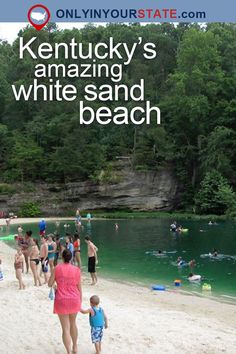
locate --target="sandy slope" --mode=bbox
[0,240,236,354]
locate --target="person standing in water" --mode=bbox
[40,236,49,284]
[85,236,98,285]
[39,219,46,236]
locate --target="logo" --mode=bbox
[28,4,51,31]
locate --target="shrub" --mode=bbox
[19,202,41,217]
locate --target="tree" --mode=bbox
[195,170,236,215]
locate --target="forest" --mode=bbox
[0,23,236,215]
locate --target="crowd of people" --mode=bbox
[3,208,107,354]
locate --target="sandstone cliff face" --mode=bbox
[1,162,181,216]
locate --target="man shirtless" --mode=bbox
[85,236,98,285]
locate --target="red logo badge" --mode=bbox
[28,4,51,31]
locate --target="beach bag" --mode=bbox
[48,287,55,300]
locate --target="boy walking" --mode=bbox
[81,295,108,354]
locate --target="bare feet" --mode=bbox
[72,345,78,353]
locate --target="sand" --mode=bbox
[1,220,236,354]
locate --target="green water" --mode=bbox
[1,219,236,300]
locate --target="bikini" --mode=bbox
[30,258,40,265]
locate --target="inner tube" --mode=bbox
[188,275,201,282]
[152,285,166,291]
[0,234,16,240]
[202,283,211,291]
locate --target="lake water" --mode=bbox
[1,219,236,301]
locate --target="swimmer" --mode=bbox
[212,248,218,257]
[208,220,213,225]
[170,221,177,232]
[188,259,196,268]
[115,223,119,231]
[17,225,23,237]
[177,256,186,266]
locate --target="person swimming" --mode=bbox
[177,256,186,267]
[188,259,196,268]
[212,248,218,257]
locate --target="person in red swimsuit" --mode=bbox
[73,233,81,268]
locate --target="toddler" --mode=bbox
[81,295,108,354]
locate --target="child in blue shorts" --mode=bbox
[81,295,108,354]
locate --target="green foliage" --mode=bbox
[0,23,235,214]
[195,170,236,215]
[19,202,41,217]
[0,183,16,194]
[94,164,122,184]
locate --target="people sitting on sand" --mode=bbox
[188,273,201,282]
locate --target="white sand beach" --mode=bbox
[0,220,236,354]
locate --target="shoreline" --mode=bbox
[0,240,236,353]
[2,217,236,306]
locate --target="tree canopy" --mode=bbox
[0,23,235,213]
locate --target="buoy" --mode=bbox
[202,283,211,291]
[174,279,181,287]
[152,285,166,291]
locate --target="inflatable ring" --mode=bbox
[0,234,16,240]
[202,283,211,291]
[152,285,166,291]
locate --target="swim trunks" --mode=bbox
[88,256,96,273]
[91,327,103,343]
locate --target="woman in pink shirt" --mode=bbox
[48,249,82,354]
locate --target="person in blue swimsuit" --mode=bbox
[47,234,56,273]
[81,295,108,354]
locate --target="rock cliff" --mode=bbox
[1,161,181,216]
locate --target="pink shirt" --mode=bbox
[54,263,81,315]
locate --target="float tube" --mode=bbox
[0,234,16,241]
[202,283,211,291]
[181,229,189,233]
